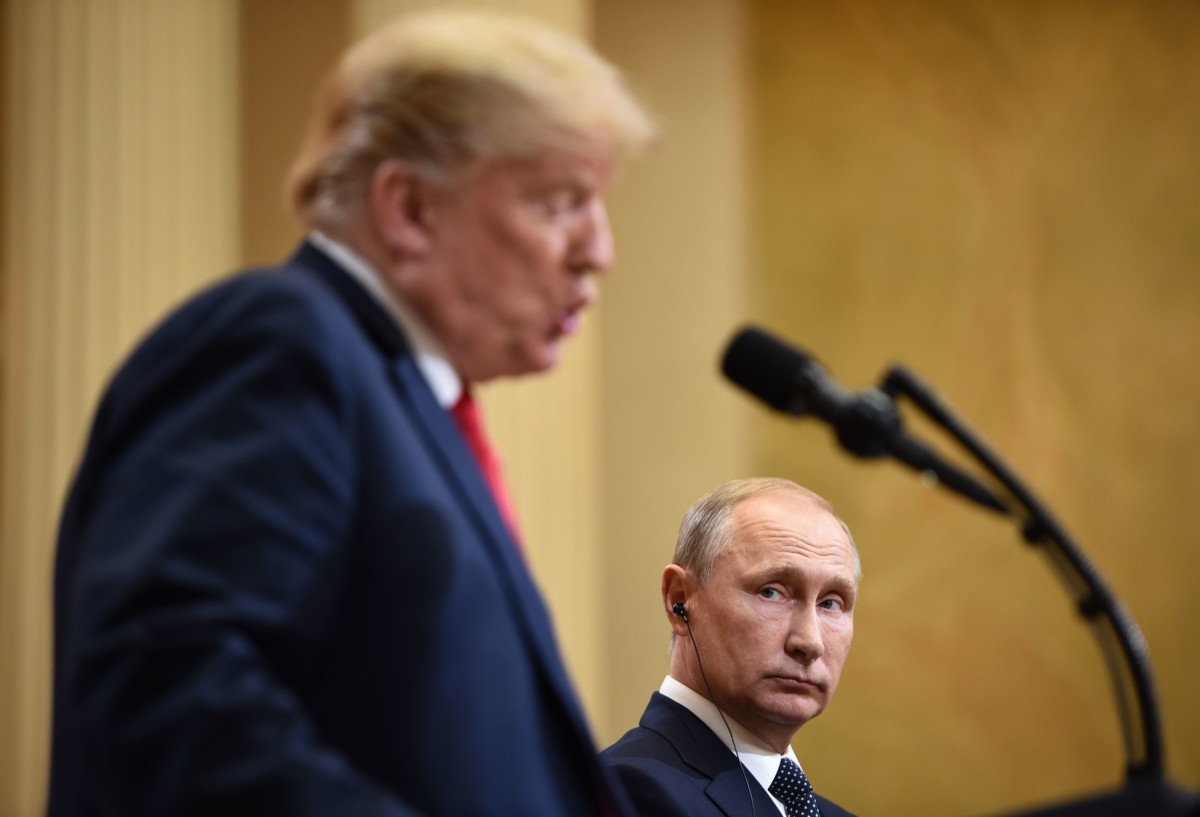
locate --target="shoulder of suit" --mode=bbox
[162,262,361,345]
[601,724,667,761]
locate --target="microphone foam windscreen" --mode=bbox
[720,326,808,413]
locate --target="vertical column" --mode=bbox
[0,1,239,812]
[349,0,606,724]
[239,0,350,266]
[594,0,754,744]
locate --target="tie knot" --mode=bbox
[768,757,821,817]
[451,390,495,470]
[451,389,482,433]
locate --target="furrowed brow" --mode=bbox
[758,564,857,599]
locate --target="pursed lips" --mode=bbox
[768,674,824,693]
[555,291,595,338]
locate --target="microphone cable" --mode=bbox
[681,611,757,817]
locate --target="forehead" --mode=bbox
[721,491,855,576]
[465,147,617,194]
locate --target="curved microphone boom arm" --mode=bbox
[721,326,1164,783]
[877,364,1163,782]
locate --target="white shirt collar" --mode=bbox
[659,675,801,816]
[308,231,462,408]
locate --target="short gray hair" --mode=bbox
[673,477,861,584]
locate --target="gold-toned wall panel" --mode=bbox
[594,0,755,747]
[240,0,351,267]
[751,2,1200,814]
[0,1,239,813]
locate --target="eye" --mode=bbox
[540,185,595,222]
[541,188,580,215]
[818,597,843,611]
[759,587,783,601]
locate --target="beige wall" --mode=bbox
[748,1,1200,815]
[2,1,1197,816]
[1,2,241,814]
[592,0,755,745]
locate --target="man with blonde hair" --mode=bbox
[603,478,860,817]
[47,10,653,816]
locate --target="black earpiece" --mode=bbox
[673,597,752,816]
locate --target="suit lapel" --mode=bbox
[289,241,410,358]
[288,240,595,739]
[640,693,780,817]
[289,241,520,559]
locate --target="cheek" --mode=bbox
[524,215,580,266]
[715,620,765,668]
[825,622,854,660]
[740,621,790,668]
[485,236,563,308]
[490,211,560,259]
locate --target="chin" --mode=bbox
[489,358,554,382]
[468,347,556,382]
[526,343,564,374]
[765,697,825,728]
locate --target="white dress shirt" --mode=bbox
[659,675,807,817]
[308,231,461,409]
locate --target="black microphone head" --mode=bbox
[671,602,687,619]
[721,326,818,414]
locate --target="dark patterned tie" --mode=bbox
[769,757,822,817]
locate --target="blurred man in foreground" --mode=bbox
[603,477,860,817]
[47,9,653,816]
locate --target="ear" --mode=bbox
[369,159,438,258]
[662,564,691,639]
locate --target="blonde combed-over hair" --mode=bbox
[286,9,656,230]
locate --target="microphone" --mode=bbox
[721,326,1008,513]
[721,325,853,422]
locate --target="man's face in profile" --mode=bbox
[689,491,858,752]
[415,146,618,383]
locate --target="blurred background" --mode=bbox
[2,1,1197,815]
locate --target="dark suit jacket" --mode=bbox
[601,693,855,817]
[47,241,623,816]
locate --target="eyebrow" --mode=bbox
[758,564,857,597]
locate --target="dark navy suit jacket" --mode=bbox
[601,693,855,817]
[47,242,623,816]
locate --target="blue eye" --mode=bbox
[759,587,781,600]
[818,598,842,611]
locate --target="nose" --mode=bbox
[786,605,825,663]
[570,197,614,275]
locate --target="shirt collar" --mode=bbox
[659,675,801,814]
[309,231,462,408]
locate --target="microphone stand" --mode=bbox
[721,324,1197,813]
[869,365,1164,784]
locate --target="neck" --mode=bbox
[667,657,797,755]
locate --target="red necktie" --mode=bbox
[450,390,523,554]
[451,394,620,816]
